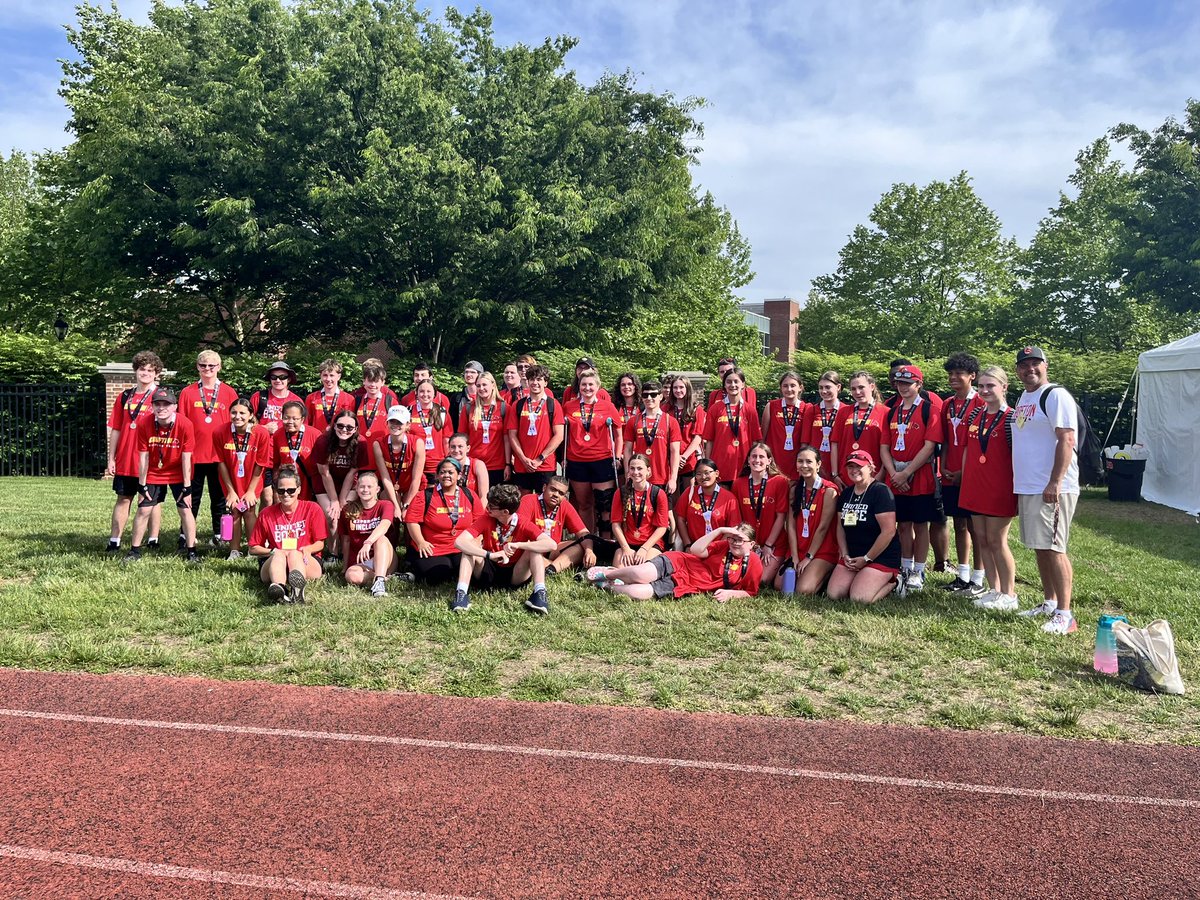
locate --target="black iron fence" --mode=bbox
[0,380,105,477]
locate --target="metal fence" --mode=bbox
[0,381,105,477]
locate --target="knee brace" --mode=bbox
[594,488,616,525]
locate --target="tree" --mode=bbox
[799,173,1018,357]
[1112,100,1200,316]
[39,0,739,366]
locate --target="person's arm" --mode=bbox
[517,533,558,555]
[218,461,238,507]
[454,531,490,559]
[373,442,402,509]
[355,512,393,564]
[786,490,800,565]
[801,488,838,569]
[408,522,434,557]
[538,422,565,469]
[318,463,338,502]
[764,511,786,554]
[635,527,667,563]
[107,428,120,476]
[895,439,937,491]
[759,403,771,438]
[864,511,898,561]
[666,441,680,494]
[179,452,193,505]
[830,440,842,488]
[1045,427,1077,503]
[474,459,490,502]
[880,442,897,481]
[689,525,735,558]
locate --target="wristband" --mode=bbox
[864,556,873,564]
[805,553,814,560]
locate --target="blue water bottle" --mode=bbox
[1093,614,1127,675]
[782,566,796,597]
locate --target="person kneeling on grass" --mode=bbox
[453,484,557,614]
[826,450,901,604]
[586,524,763,602]
[249,466,327,604]
[339,471,395,598]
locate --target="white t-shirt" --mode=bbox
[1011,384,1079,495]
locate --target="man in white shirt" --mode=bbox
[1010,346,1079,635]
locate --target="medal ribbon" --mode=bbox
[640,411,661,446]
[629,489,649,530]
[781,400,801,429]
[723,398,742,439]
[361,396,382,431]
[287,428,304,459]
[232,427,251,456]
[320,389,340,425]
[893,401,919,431]
[155,419,176,469]
[126,388,152,423]
[748,477,767,519]
[799,479,821,516]
[976,409,1006,457]
[722,551,744,589]
[198,383,218,418]
[387,438,408,481]
[580,402,595,433]
[438,486,462,528]
[852,403,875,442]
[819,403,837,429]
[698,484,720,515]
[538,496,558,536]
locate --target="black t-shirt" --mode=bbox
[837,481,902,568]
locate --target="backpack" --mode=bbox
[1040,385,1104,486]
[423,485,477,515]
[515,395,563,463]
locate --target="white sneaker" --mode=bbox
[1042,610,1078,635]
[1018,599,1057,618]
[978,593,1019,612]
[905,570,925,591]
[972,589,999,608]
[226,550,243,561]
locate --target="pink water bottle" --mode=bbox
[1093,614,1127,675]
[219,514,234,542]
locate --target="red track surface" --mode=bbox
[0,669,1197,899]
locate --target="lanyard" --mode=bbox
[438,486,462,527]
[629,489,649,530]
[198,382,218,418]
[319,389,340,425]
[799,478,821,515]
[232,426,251,455]
[494,516,518,547]
[894,401,919,430]
[747,477,767,519]
[722,551,745,589]
[286,428,305,461]
[538,496,558,532]
[976,408,1007,456]
[698,484,720,515]
[640,412,661,446]
[361,396,383,431]
[780,400,802,428]
[387,438,408,477]
[723,398,742,438]
[946,391,975,423]
[852,403,875,441]
[126,388,152,423]
[819,402,838,429]
[416,404,434,432]
[154,419,176,469]
[579,402,595,432]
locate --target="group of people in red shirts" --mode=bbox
[103,349,1023,617]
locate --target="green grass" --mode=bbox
[1,478,1197,743]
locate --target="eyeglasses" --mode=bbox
[198,363,218,369]
[276,487,299,496]
[269,375,289,382]
[335,424,357,432]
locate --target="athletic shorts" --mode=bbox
[112,474,141,497]
[511,470,550,492]
[138,483,189,509]
[1018,492,1078,553]
[647,554,677,598]
[941,485,966,519]
[893,492,937,524]
[476,558,529,590]
[262,468,275,488]
[566,458,617,484]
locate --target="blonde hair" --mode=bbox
[979,364,1008,387]
[196,349,221,365]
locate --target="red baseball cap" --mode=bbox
[892,365,923,383]
[845,450,874,468]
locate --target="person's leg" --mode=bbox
[549,543,582,574]
[849,567,895,604]
[176,490,198,551]
[825,564,854,600]
[971,515,998,591]
[1036,549,1072,612]
[759,550,783,586]
[130,504,153,548]
[930,520,949,570]
[605,582,657,600]
[265,550,288,584]
[911,522,930,572]
[796,559,834,595]
[897,520,914,567]
[594,485,616,540]
[344,564,369,586]
[148,504,162,544]
[315,494,338,557]
[989,517,1016,595]
[188,463,208,538]
[600,561,660,584]
[204,463,226,535]
[571,480,595,532]
[110,493,133,543]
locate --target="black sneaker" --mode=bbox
[450,589,471,612]
[266,582,286,603]
[942,577,971,592]
[389,571,415,585]
[177,533,186,551]
[122,547,142,564]
[287,569,307,604]
[525,587,549,615]
[146,539,160,552]
[962,582,987,599]
[106,541,120,556]
[184,548,202,565]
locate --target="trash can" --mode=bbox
[1105,457,1146,502]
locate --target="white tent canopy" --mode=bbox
[1137,330,1200,515]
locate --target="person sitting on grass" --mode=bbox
[249,465,327,604]
[775,444,839,596]
[453,484,557,614]
[518,474,595,576]
[339,471,395,598]
[826,450,901,604]
[403,456,484,585]
[585,523,763,602]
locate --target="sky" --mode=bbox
[2,0,1198,304]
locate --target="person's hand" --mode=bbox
[617,548,636,567]
[107,458,117,477]
[356,541,373,565]
[242,490,258,507]
[760,546,776,565]
[582,547,597,568]
[137,483,151,500]
[264,420,279,434]
[492,548,512,566]
[891,472,911,493]
[667,477,677,495]
[1042,482,1060,504]
[415,539,435,558]
[225,492,240,509]
[945,470,962,486]
[633,547,651,565]
[713,589,735,603]
[796,556,811,574]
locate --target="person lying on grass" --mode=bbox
[249,465,326,604]
[585,523,763,602]
[339,471,395,598]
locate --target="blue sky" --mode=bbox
[2,0,1198,304]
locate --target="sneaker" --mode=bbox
[227,550,243,561]
[584,566,609,584]
[1042,610,1077,635]
[209,536,223,548]
[972,589,1000,608]
[450,589,471,612]
[905,570,925,592]
[940,561,958,574]
[184,548,202,565]
[177,534,186,551]
[122,547,142,564]
[146,539,160,552]
[286,569,307,604]
[525,587,549,615]
[1019,599,1057,618]
[894,573,909,598]
[978,593,1019,612]
[389,571,415,585]
[266,582,286,603]
[371,578,388,598]
[105,541,120,556]
[942,578,971,592]
[962,582,987,599]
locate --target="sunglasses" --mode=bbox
[642,391,660,398]
[335,424,357,432]
[269,375,289,381]
[198,363,219,369]
[276,487,299,496]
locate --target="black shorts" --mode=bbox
[941,485,967,519]
[476,558,530,590]
[262,468,275,488]
[647,554,677,598]
[566,458,617,484]
[112,474,140,497]
[137,482,190,509]
[931,477,947,524]
[511,470,551,492]
[893,492,938,524]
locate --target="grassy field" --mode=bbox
[0,477,1196,744]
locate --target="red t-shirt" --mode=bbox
[250,500,328,553]
[108,385,159,477]
[663,541,764,597]
[466,512,544,568]
[366,436,425,497]
[351,390,397,449]
[623,411,682,486]
[312,432,358,497]
[137,415,196,485]
[707,386,758,412]
[338,499,395,561]
[213,425,273,496]
[272,426,322,500]
[883,397,945,496]
[404,486,485,556]
[517,493,587,543]
[941,392,986,483]
[701,398,762,482]
[177,381,240,465]
[792,477,840,563]
[667,405,707,472]
[305,389,357,429]
[401,388,451,411]
[564,398,622,462]
[614,404,641,429]
[251,389,303,427]
[733,474,790,551]
[803,401,843,478]
[959,407,1017,518]
[611,486,670,548]
[674,484,741,543]
[833,403,889,483]
[763,399,811,482]
[409,403,454,475]
[457,401,509,470]
[505,395,564,473]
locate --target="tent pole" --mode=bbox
[1104,368,1137,448]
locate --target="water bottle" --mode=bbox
[1093,614,1127,675]
[782,566,796,597]
[219,514,234,542]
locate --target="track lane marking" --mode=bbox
[0,843,478,899]
[2,707,1197,809]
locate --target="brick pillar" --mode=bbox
[762,298,800,362]
[675,370,710,399]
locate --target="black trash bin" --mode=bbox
[1105,457,1146,502]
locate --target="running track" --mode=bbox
[0,670,1196,898]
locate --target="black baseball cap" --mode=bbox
[1015,346,1047,365]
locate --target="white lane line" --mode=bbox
[0,843,477,899]
[1,707,1197,810]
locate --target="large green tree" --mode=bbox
[38,0,741,365]
[798,173,1018,357]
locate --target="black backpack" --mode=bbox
[1040,385,1104,486]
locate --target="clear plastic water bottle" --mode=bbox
[782,566,796,597]
[1093,614,1127,675]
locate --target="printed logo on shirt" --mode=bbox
[1014,402,1036,429]
[273,522,309,542]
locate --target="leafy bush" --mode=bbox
[0,329,109,384]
